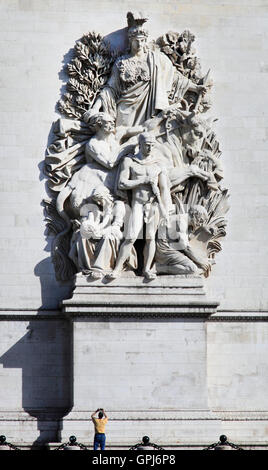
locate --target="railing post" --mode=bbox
[0,435,21,451]
[129,435,165,450]
[54,435,89,450]
[203,435,245,451]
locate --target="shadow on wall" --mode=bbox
[36,124,73,310]
[0,319,73,449]
[104,27,128,54]
[0,39,78,448]
[34,41,76,311]
[34,257,73,310]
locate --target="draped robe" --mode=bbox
[98,48,190,127]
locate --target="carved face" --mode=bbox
[140,136,156,157]
[130,36,147,54]
[183,125,205,158]
[100,117,115,134]
[189,206,208,231]
[184,124,205,156]
[92,186,113,207]
[190,125,204,142]
[179,38,188,53]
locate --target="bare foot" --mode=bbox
[88,271,103,280]
[144,271,156,280]
[106,270,120,280]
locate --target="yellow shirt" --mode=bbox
[92,417,108,434]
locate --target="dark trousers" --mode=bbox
[94,433,106,450]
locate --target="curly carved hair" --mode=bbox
[189,204,208,227]
[88,112,115,132]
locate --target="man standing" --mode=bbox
[91,408,108,450]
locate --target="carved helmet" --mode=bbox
[127,11,149,39]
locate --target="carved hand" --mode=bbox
[198,259,211,272]
[197,84,208,96]
[83,108,99,123]
[71,219,81,230]
[203,224,217,236]
[190,164,208,180]
[139,175,151,185]
[143,119,156,132]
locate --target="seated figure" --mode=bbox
[155,203,211,275]
[69,185,137,278]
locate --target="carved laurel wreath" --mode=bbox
[57,32,116,120]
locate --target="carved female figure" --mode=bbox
[84,16,206,128]
[69,186,137,278]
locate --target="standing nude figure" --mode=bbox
[108,132,172,280]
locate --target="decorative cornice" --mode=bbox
[209,315,268,322]
[62,304,218,319]
[0,313,64,321]
[0,310,268,321]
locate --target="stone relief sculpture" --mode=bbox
[44,11,229,282]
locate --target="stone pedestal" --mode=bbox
[61,272,218,317]
[60,273,219,447]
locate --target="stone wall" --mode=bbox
[0,0,267,310]
[0,0,268,448]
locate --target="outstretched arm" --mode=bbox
[169,164,209,189]
[91,409,99,419]
[116,125,145,142]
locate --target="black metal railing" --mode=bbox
[0,432,249,450]
[0,435,21,451]
[203,435,244,450]
[129,435,165,450]
[54,435,89,450]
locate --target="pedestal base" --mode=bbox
[60,274,219,446]
[61,273,219,318]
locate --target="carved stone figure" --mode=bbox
[108,132,172,280]
[155,202,212,276]
[44,11,229,282]
[55,112,144,219]
[69,186,137,278]
[83,17,206,128]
